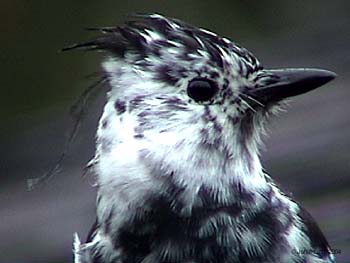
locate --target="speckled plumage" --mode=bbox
[69,14,336,263]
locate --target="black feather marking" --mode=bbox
[206,43,224,69]
[127,14,172,34]
[86,219,99,243]
[155,64,179,86]
[298,206,331,258]
[114,99,126,114]
[85,26,118,33]
[61,40,100,52]
[118,26,146,55]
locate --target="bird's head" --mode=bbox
[66,14,335,185]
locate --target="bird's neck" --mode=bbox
[138,126,268,197]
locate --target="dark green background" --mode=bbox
[0,1,349,262]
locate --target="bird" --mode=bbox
[66,13,337,263]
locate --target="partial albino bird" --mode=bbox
[66,14,336,263]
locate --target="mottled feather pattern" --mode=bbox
[68,14,336,263]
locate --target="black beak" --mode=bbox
[249,68,336,103]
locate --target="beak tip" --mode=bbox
[315,69,337,84]
[304,69,337,91]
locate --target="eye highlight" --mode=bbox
[187,78,218,102]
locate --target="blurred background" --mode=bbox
[0,0,349,262]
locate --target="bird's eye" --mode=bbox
[187,78,218,102]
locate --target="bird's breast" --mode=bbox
[94,182,299,263]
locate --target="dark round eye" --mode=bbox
[187,78,218,102]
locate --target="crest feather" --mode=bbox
[62,13,261,74]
